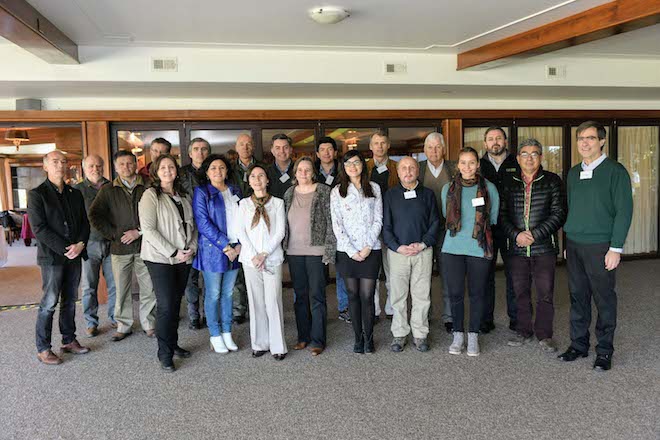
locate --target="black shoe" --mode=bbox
[593,354,612,371]
[188,319,201,330]
[251,350,267,358]
[480,321,495,334]
[364,337,375,354]
[508,320,518,332]
[444,322,454,334]
[558,346,588,362]
[373,315,380,324]
[273,353,286,361]
[353,338,365,354]
[234,316,247,325]
[173,346,191,358]
[386,314,394,320]
[160,360,176,372]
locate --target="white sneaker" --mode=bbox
[449,332,464,355]
[222,332,238,351]
[210,336,229,354]
[467,332,480,357]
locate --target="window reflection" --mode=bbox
[189,129,251,156]
[262,129,315,163]
[117,130,181,170]
[463,127,510,158]
[324,128,379,154]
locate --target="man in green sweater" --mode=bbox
[558,121,633,371]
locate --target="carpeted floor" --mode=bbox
[0,260,658,440]
[0,242,41,306]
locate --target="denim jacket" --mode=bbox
[193,183,242,273]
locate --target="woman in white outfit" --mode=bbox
[237,164,287,360]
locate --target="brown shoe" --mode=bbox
[37,349,62,365]
[145,329,156,338]
[311,347,324,356]
[111,331,131,342]
[61,339,90,355]
[293,342,308,350]
[86,326,99,338]
[110,322,118,329]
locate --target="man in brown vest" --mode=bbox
[418,132,457,333]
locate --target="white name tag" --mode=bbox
[404,190,417,200]
[472,197,485,207]
[231,194,240,203]
[325,175,334,185]
[376,165,388,174]
[279,173,290,183]
[580,170,593,180]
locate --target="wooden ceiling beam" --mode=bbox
[0,0,78,64]
[457,0,660,71]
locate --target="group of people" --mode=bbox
[28,120,633,373]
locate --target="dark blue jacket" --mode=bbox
[192,183,242,273]
[383,183,440,252]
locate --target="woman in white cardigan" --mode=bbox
[139,154,198,372]
[237,164,287,360]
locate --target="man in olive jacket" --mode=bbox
[499,138,565,352]
[89,150,156,342]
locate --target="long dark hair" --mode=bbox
[338,150,374,198]
[199,154,233,186]
[149,154,186,196]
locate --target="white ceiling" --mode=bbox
[24,0,647,53]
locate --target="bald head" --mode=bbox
[83,154,104,184]
[43,150,67,186]
[235,133,254,165]
[397,156,419,189]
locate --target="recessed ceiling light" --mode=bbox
[308,6,350,25]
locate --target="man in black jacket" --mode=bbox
[28,150,91,365]
[479,126,520,333]
[499,138,565,351]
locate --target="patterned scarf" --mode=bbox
[251,194,272,232]
[445,173,493,259]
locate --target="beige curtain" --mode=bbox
[570,126,610,167]
[518,127,563,175]
[618,126,658,254]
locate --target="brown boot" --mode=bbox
[61,339,90,355]
[37,350,62,365]
[86,326,99,338]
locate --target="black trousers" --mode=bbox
[35,261,81,352]
[145,261,191,362]
[483,237,517,325]
[442,253,490,333]
[566,240,617,356]
[288,255,327,348]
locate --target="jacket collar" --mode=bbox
[113,174,145,188]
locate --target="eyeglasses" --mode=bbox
[519,152,541,159]
[577,136,599,142]
[344,160,362,168]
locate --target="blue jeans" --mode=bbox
[336,273,349,312]
[36,261,81,352]
[81,240,116,328]
[203,269,239,336]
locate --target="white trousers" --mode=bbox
[244,265,287,355]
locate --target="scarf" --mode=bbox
[445,173,493,259]
[251,194,272,232]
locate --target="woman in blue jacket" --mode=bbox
[193,154,242,354]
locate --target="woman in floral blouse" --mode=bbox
[330,150,383,353]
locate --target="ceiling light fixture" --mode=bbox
[308,6,350,25]
[4,129,30,151]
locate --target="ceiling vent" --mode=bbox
[545,64,566,79]
[384,62,407,75]
[151,57,178,72]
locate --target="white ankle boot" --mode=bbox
[210,336,229,354]
[222,332,238,351]
[449,332,464,355]
[467,332,480,357]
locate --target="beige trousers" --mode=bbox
[387,247,433,339]
[111,253,156,334]
[244,265,287,355]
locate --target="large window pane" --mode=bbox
[324,128,379,155]
[262,128,315,163]
[517,126,563,176]
[117,130,181,169]
[571,126,610,166]
[463,127,510,158]
[189,129,251,156]
[618,126,658,254]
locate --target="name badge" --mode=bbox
[472,197,485,207]
[279,173,290,183]
[404,190,417,200]
[231,194,240,203]
[376,165,388,174]
[580,170,593,180]
[325,175,334,185]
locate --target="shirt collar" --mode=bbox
[487,152,507,172]
[401,181,419,192]
[275,160,291,174]
[374,157,389,168]
[581,153,608,171]
[319,162,336,178]
[427,160,444,177]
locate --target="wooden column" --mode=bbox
[442,119,463,161]
[0,158,10,210]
